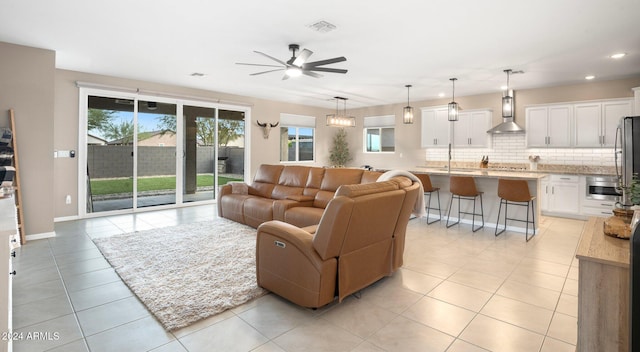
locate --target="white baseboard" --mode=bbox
[26,231,56,241]
[54,215,80,223]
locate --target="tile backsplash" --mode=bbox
[425,133,616,166]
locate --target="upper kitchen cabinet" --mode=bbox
[526,105,572,147]
[574,99,633,147]
[421,107,450,148]
[452,110,491,147]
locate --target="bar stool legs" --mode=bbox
[495,198,536,241]
[425,189,442,224]
[446,193,485,232]
[495,178,537,242]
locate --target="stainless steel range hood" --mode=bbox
[487,89,525,134]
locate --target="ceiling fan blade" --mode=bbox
[303,56,347,67]
[302,70,323,78]
[236,62,283,68]
[254,51,288,66]
[306,67,348,74]
[250,68,284,76]
[292,49,313,66]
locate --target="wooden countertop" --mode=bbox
[576,216,630,268]
[412,167,548,180]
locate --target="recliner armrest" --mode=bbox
[256,221,323,271]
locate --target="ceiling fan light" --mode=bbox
[285,67,302,77]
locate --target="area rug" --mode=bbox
[92,218,267,331]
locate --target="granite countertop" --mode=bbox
[576,216,630,268]
[421,162,616,177]
[413,167,548,180]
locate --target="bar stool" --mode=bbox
[495,178,536,242]
[446,176,484,232]
[414,173,441,224]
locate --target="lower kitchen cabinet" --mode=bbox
[541,175,580,216]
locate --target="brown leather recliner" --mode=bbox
[255,177,420,308]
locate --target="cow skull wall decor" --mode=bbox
[257,120,279,139]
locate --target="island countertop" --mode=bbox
[576,216,630,268]
[412,167,548,180]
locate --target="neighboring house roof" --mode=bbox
[87,133,108,145]
[107,130,176,146]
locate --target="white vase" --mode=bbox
[529,161,537,171]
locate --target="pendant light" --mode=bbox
[448,78,459,121]
[326,97,356,127]
[502,69,514,118]
[403,85,414,124]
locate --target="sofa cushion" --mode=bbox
[320,168,364,192]
[278,166,310,187]
[254,164,284,184]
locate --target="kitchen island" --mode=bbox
[412,167,548,235]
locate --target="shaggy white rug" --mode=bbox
[92,218,267,331]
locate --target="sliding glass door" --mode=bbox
[136,100,177,208]
[82,88,247,216]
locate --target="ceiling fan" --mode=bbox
[236,44,347,80]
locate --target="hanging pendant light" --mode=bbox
[326,97,356,127]
[448,78,459,121]
[502,69,514,118]
[403,85,414,124]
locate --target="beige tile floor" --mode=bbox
[12,205,583,352]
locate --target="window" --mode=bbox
[364,115,395,153]
[279,114,316,162]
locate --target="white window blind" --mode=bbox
[364,115,395,127]
[280,113,316,127]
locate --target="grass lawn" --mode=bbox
[90,175,243,195]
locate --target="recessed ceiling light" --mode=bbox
[610,53,626,59]
[500,85,508,90]
[190,72,205,77]
[438,93,445,97]
[585,75,596,80]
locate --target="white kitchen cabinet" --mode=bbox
[574,99,633,147]
[525,105,572,147]
[452,110,491,147]
[421,107,450,148]
[541,175,580,215]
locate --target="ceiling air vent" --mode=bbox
[307,20,337,33]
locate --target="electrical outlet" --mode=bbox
[65,195,71,205]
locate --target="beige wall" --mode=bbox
[0,42,55,237]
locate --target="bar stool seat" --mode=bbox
[446,176,484,232]
[414,173,441,224]
[495,178,536,241]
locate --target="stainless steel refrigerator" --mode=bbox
[619,116,640,351]
[615,116,640,207]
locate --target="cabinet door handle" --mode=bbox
[468,138,471,145]
[545,185,548,193]
[560,177,571,180]
[552,186,554,194]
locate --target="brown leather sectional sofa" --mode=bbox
[218,164,421,308]
[217,164,384,228]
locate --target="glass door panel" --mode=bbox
[217,109,245,195]
[183,105,216,203]
[136,100,177,208]
[86,95,135,213]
